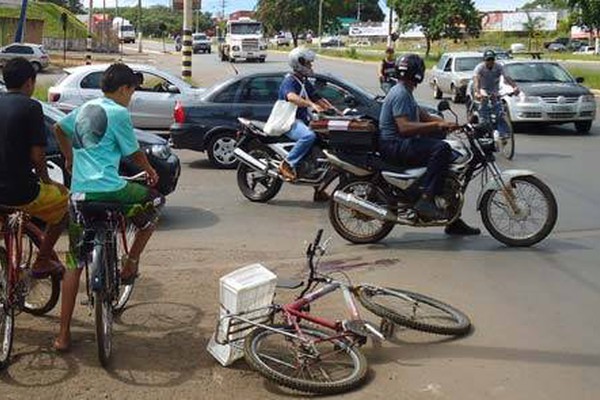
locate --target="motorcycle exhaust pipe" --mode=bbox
[233,147,279,179]
[333,191,397,222]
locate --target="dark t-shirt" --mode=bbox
[378,82,419,143]
[0,93,46,205]
[278,73,321,124]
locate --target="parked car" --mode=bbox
[510,43,526,53]
[192,33,212,54]
[465,60,596,134]
[320,36,345,48]
[429,52,483,103]
[0,43,50,72]
[33,101,181,195]
[349,39,372,47]
[47,64,205,131]
[275,33,292,47]
[573,46,596,55]
[547,43,567,52]
[170,71,442,168]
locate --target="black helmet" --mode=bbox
[395,53,425,84]
[483,49,496,61]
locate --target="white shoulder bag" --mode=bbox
[263,75,307,137]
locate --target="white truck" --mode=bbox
[113,17,136,44]
[218,17,267,63]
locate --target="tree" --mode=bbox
[337,1,385,22]
[522,0,568,9]
[523,12,545,50]
[568,0,600,53]
[391,0,481,57]
[256,0,340,47]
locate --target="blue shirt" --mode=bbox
[58,97,140,193]
[379,82,419,142]
[278,73,321,124]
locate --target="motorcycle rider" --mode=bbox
[379,53,480,235]
[278,47,335,188]
[379,47,396,94]
[473,50,519,141]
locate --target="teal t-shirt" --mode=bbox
[58,97,139,193]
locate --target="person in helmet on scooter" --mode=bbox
[379,53,480,235]
[278,47,335,186]
[473,50,519,141]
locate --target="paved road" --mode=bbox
[5,45,600,399]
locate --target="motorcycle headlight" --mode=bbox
[580,94,596,103]
[149,144,171,160]
[518,93,542,104]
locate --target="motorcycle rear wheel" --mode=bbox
[480,175,557,247]
[237,149,283,202]
[329,179,394,244]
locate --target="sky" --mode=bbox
[85,0,533,14]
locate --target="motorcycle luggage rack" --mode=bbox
[214,305,276,346]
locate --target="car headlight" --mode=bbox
[149,144,171,160]
[519,93,542,104]
[232,45,240,51]
[580,94,596,103]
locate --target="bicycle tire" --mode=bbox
[357,286,471,336]
[92,237,113,368]
[244,324,368,395]
[22,223,60,316]
[0,248,15,370]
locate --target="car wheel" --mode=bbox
[451,85,461,103]
[31,62,41,73]
[433,81,442,99]
[575,121,592,134]
[207,131,238,169]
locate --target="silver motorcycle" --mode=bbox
[326,101,558,247]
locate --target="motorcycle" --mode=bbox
[467,90,516,160]
[233,112,373,202]
[326,100,558,247]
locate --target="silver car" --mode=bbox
[0,43,50,72]
[47,64,205,130]
[430,52,482,103]
[466,60,597,134]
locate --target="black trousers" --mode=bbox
[381,137,452,197]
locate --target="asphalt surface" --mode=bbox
[6,44,600,399]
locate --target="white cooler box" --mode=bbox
[207,263,277,366]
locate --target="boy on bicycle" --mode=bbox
[53,63,164,351]
[0,57,68,278]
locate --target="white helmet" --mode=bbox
[288,47,315,76]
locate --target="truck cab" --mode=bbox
[218,18,267,63]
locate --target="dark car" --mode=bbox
[170,71,442,169]
[40,101,181,195]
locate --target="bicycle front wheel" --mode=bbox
[357,286,471,336]
[92,240,114,368]
[244,324,368,395]
[0,248,15,369]
[113,222,137,313]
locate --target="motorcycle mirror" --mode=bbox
[437,100,451,113]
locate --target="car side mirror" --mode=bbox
[575,77,584,83]
[437,100,451,112]
[344,94,357,107]
[167,84,180,94]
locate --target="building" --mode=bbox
[229,10,254,21]
[171,0,201,12]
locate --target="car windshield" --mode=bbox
[121,25,134,32]
[455,57,481,72]
[324,74,376,101]
[193,34,207,40]
[504,63,574,83]
[230,23,262,35]
[201,77,240,101]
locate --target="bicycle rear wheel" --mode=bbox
[357,286,471,336]
[22,223,60,316]
[244,324,368,395]
[92,238,114,368]
[0,247,15,370]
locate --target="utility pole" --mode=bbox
[87,0,93,64]
[318,0,323,49]
[357,0,361,22]
[14,0,28,43]
[182,0,193,78]
[387,5,393,47]
[137,0,142,53]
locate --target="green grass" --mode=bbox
[0,2,88,39]
[33,83,50,102]
[566,68,600,90]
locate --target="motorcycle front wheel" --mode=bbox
[480,175,557,247]
[329,179,395,244]
[236,148,283,202]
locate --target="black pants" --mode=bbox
[381,138,452,197]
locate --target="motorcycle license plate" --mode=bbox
[551,105,573,112]
[247,52,254,56]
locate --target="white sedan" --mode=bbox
[48,64,205,130]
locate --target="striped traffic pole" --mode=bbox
[86,34,92,65]
[182,0,192,78]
